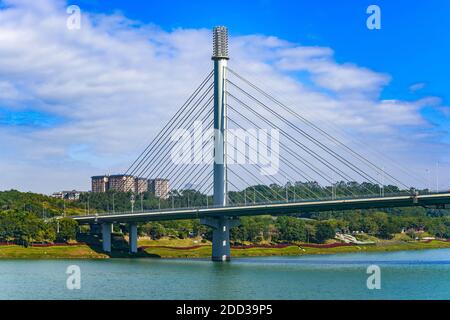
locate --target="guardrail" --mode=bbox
[68,191,450,219]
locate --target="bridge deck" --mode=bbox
[71,193,450,224]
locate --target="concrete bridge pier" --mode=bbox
[129,223,138,254]
[101,222,113,253]
[201,216,240,261]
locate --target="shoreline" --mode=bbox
[1,240,450,260]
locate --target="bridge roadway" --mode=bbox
[73,192,450,225]
[71,192,450,256]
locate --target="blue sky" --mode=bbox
[70,0,450,106]
[0,0,449,193]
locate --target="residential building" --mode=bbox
[108,174,135,192]
[91,174,149,193]
[51,190,83,201]
[91,175,109,193]
[149,178,170,199]
[135,177,148,194]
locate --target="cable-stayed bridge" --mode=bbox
[72,27,450,261]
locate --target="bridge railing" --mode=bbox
[68,190,449,219]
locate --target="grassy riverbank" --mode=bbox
[140,240,450,258]
[1,239,450,259]
[0,245,108,259]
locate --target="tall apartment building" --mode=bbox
[149,178,170,199]
[108,175,135,192]
[135,177,149,194]
[91,175,150,193]
[91,175,109,193]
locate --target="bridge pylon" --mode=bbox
[201,216,240,261]
[203,26,240,261]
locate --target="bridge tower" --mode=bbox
[201,26,240,261]
[212,26,228,209]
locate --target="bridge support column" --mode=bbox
[101,222,113,253]
[129,223,138,254]
[201,216,240,261]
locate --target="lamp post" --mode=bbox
[130,194,135,213]
[112,193,115,213]
[436,161,439,192]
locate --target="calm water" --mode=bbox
[1,249,450,300]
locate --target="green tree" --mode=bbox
[141,223,166,239]
[315,222,335,243]
[274,216,306,242]
[56,218,78,242]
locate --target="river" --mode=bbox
[1,249,450,300]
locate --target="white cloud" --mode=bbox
[0,0,448,193]
[409,82,426,92]
[0,81,22,100]
[275,46,390,93]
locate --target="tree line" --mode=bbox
[0,183,448,245]
[0,210,78,246]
